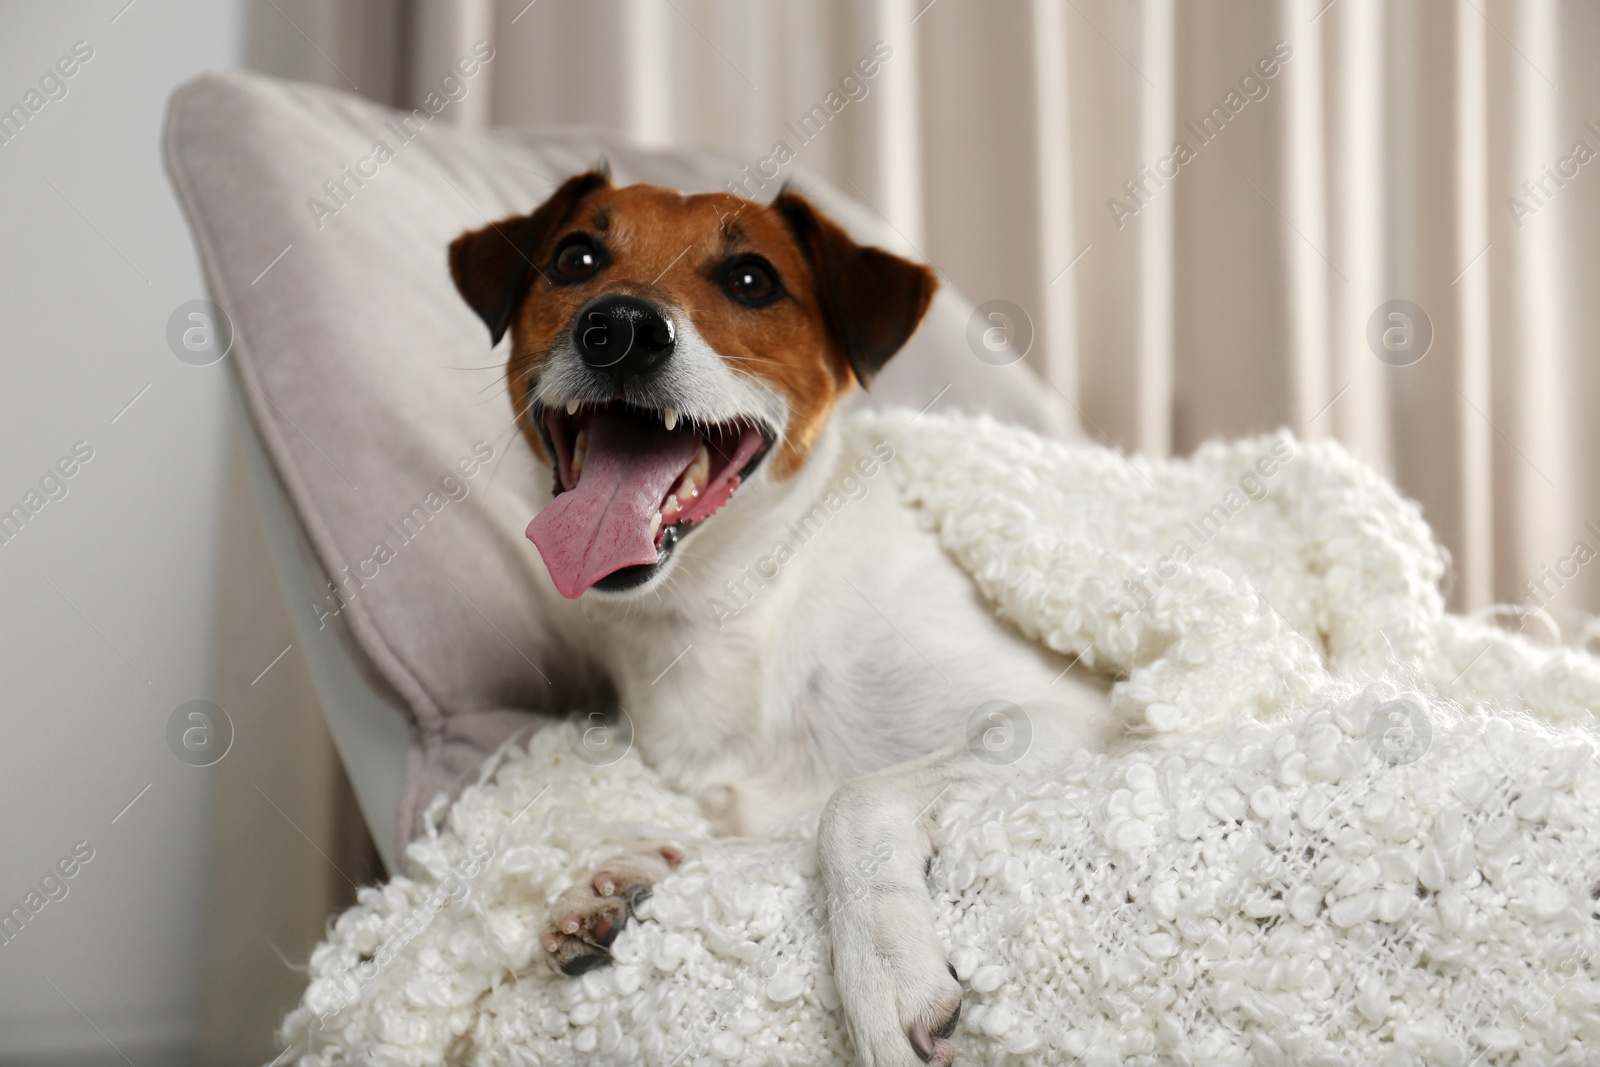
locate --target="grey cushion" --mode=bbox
[162,70,1071,859]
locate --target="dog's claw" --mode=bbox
[591,907,624,947]
[908,993,961,1063]
[560,951,612,976]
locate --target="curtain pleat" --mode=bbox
[1328,0,1392,472]
[1454,0,1493,609]
[1281,0,1331,438]
[1069,0,1150,452]
[1503,0,1575,616]
[1030,0,1079,409]
[1136,0,1175,458]
[406,0,495,127]
[623,0,672,146]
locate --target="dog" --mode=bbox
[449,169,1114,1066]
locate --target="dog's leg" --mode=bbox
[541,842,683,975]
[819,748,970,1066]
[820,704,1090,1067]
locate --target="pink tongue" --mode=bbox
[525,412,699,599]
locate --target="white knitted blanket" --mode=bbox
[281,410,1600,1066]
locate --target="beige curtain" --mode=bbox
[215,0,1599,1058]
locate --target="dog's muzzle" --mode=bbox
[574,295,676,383]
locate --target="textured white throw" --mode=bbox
[281,410,1600,1066]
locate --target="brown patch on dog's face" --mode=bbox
[449,172,937,478]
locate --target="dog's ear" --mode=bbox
[449,169,612,345]
[773,188,938,388]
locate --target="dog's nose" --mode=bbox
[573,295,676,379]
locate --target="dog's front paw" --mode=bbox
[820,784,963,1065]
[828,893,963,1066]
[540,845,682,975]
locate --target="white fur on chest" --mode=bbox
[578,421,1110,835]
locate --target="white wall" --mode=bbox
[0,0,241,1060]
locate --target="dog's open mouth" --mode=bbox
[525,401,772,598]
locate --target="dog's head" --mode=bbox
[449,169,937,600]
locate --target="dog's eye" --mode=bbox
[552,235,604,283]
[721,257,781,308]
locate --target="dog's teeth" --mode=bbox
[678,444,711,497]
[684,441,710,492]
[567,400,580,415]
[666,444,711,513]
[663,408,678,431]
[649,511,663,539]
[572,430,588,476]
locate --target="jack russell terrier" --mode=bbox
[450,169,1114,1066]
